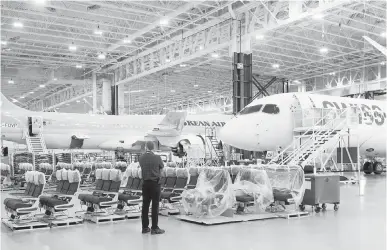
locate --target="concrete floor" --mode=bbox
[1,174,386,250]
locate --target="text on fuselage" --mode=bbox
[184,121,226,127]
[322,101,386,126]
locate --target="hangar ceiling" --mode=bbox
[1,0,386,114]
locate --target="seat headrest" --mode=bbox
[176,168,189,178]
[39,163,51,170]
[116,161,127,168]
[68,170,81,183]
[56,169,63,180]
[109,169,122,181]
[62,169,69,180]
[188,167,199,176]
[95,169,103,179]
[25,171,34,183]
[84,162,92,169]
[167,162,177,168]
[102,168,110,180]
[34,171,46,185]
[165,167,176,177]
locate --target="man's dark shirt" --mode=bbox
[139,151,164,181]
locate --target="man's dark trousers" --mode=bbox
[141,180,161,229]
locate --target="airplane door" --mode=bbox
[28,116,43,136]
[292,94,316,127]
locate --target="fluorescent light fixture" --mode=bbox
[130,90,144,93]
[255,34,264,40]
[12,99,18,103]
[194,84,199,87]
[380,32,386,37]
[170,89,176,93]
[29,91,34,94]
[211,53,219,58]
[199,45,204,50]
[8,79,14,84]
[69,44,77,51]
[1,41,7,45]
[293,80,301,84]
[208,90,212,93]
[76,100,80,103]
[313,13,324,19]
[149,110,152,112]
[151,95,156,98]
[163,107,167,109]
[53,78,57,81]
[329,72,336,76]
[179,64,187,67]
[124,91,129,94]
[13,21,23,28]
[380,61,386,66]
[20,96,25,99]
[123,37,131,44]
[160,18,169,26]
[319,47,328,53]
[34,0,46,5]
[167,99,171,102]
[98,53,106,60]
[165,58,171,63]
[76,64,82,68]
[39,84,45,88]
[272,64,279,69]
[94,30,103,35]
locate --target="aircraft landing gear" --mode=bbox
[373,162,383,175]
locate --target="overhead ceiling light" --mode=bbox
[255,34,264,40]
[380,61,386,66]
[211,53,219,58]
[20,96,25,99]
[53,78,57,81]
[170,89,176,93]
[69,43,77,51]
[12,99,18,103]
[167,99,171,102]
[34,0,47,5]
[313,13,324,19]
[123,37,131,44]
[94,25,103,35]
[179,64,187,67]
[29,91,34,94]
[208,90,212,93]
[160,17,169,26]
[39,84,45,88]
[124,91,129,94]
[380,32,386,37]
[319,47,328,54]
[76,64,83,68]
[163,107,167,110]
[149,110,152,112]
[76,100,80,103]
[293,80,301,84]
[98,53,106,60]
[130,90,144,93]
[151,95,156,98]
[272,64,279,69]
[165,58,171,63]
[1,41,7,46]
[8,79,14,84]
[329,72,336,76]
[199,45,204,50]
[13,21,23,28]
[194,84,199,87]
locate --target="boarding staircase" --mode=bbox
[205,127,224,160]
[25,131,48,154]
[270,107,359,168]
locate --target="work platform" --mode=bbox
[2,218,49,232]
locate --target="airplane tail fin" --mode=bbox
[147,111,188,138]
[1,93,28,112]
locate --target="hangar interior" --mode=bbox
[0,1,386,250]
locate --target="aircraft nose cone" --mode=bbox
[219,117,251,149]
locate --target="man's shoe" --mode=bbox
[142,228,151,234]
[151,228,165,235]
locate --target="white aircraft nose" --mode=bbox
[219,117,258,151]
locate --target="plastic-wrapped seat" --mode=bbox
[265,165,305,205]
[187,167,200,189]
[230,165,242,183]
[181,168,235,218]
[117,168,143,207]
[7,171,36,198]
[4,171,46,218]
[233,167,274,212]
[162,167,177,192]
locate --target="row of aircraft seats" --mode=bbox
[4,171,46,219]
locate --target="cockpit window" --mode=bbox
[262,104,280,114]
[239,104,263,115]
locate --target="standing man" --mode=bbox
[139,141,165,235]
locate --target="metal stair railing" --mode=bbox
[270,108,343,164]
[280,109,349,166]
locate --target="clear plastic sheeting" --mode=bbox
[95,169,103,180]
[68,170,80,183]
[233,167,274,211]
[62,169,69,180]
[181,168,235,218]
[109,169,122,182]
[265,165,305,205]
[34,171,46,185]
[56,169,63,181]
[25,171,34,183]
[102,169,111,180]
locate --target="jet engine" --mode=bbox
[171,135,206,158]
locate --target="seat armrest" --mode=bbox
[170,196,182,202]
[21,197,38,203]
